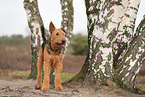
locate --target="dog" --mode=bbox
[35,21,66,91]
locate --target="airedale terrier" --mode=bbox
[35,21,66,91]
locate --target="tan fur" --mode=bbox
[36,22,66,91]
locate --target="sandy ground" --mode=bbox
[0,79,145,97]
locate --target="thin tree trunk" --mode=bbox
[60,0,74,55]
[24,0,44,79]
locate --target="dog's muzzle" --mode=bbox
[56,40,66,47]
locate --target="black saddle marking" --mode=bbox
[42,40,49,53]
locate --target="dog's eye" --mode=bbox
[56,33,59,36]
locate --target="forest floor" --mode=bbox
[0,44,145,96]
[0,79,145,97]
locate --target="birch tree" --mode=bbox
[60,0,74,54]
[71,0,145,91]
[24,0,44,79]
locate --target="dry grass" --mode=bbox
[0,44,31,70]
[0,70,30,80]
[0,70,74,82]
[0,44,85,73]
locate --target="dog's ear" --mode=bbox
[61,28,67,33]
[49,21,56,34]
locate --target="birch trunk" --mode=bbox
[24,0,44,79]
[60,0,74,55]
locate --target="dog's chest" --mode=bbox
[49,55,62,66]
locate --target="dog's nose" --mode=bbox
[62,40,65,44]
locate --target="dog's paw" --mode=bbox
[42,87,49,91]
[55,85,62,91]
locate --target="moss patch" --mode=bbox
[0,70,75,82]
[136,84,145,91]
[61,73,75,82]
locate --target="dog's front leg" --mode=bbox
[36,58,43,88]
[55,63,62,91]
[42,61,51,91]
[36,47,43,88]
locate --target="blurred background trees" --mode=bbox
[0,35,29,45]
[0,33,87,56]
[70,33,88,55]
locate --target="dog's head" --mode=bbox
[49,21,66,50]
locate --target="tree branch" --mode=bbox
[113,0,141,69]
[116,16,145,87]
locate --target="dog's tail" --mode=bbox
[40,25,46,42]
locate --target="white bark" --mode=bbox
[24,0,44,79]
[117,17,145,87]
[60,0,74,56]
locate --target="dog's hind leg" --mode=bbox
[36,47,43,88]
